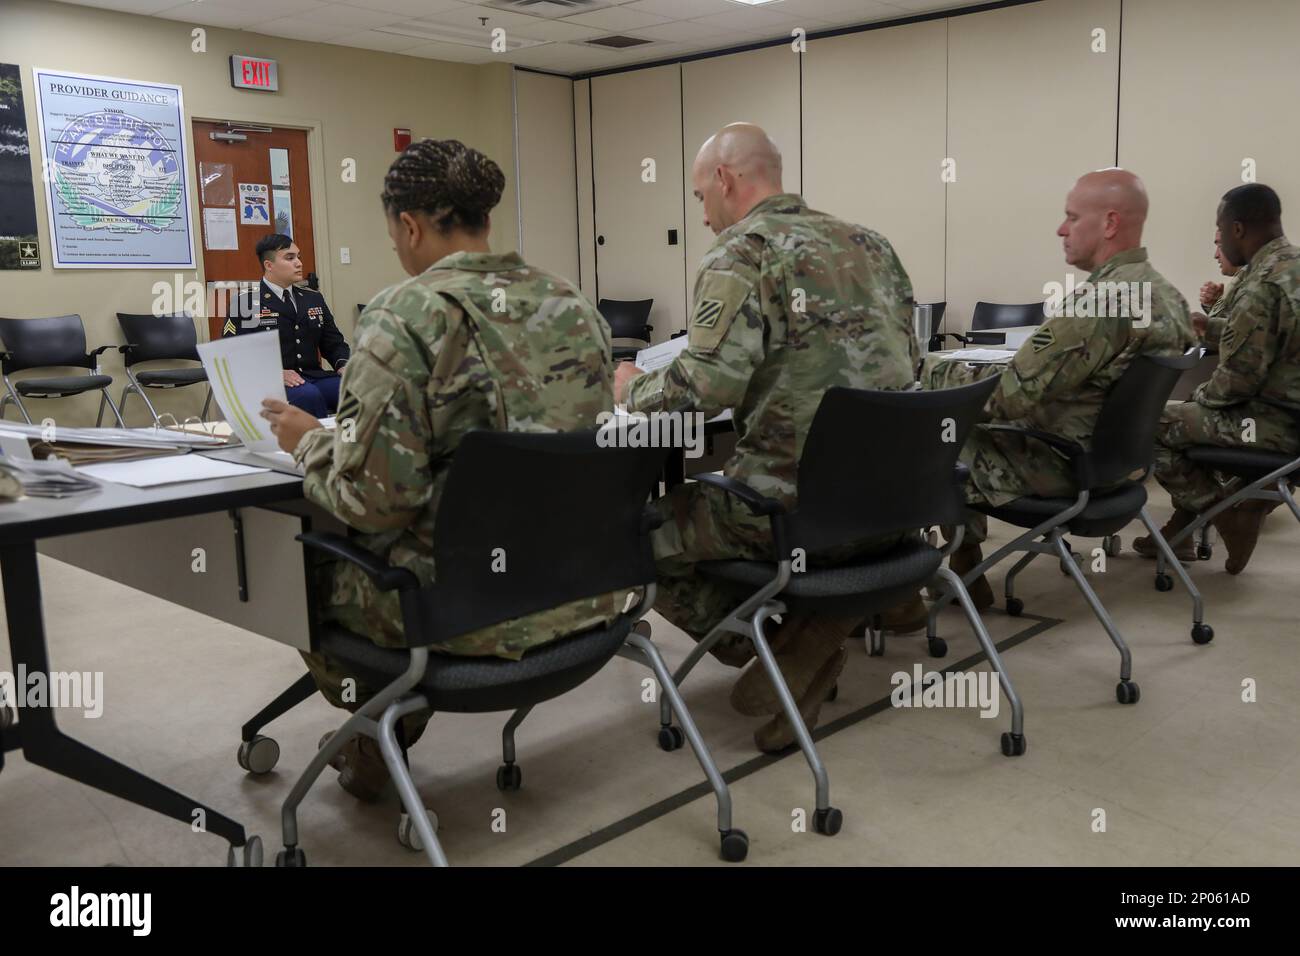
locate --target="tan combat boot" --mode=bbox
[1214,501,1271,574]
[729,612,847,717]
[319,715,426,802]
[752,644,848,754]
[1133,508,1196,561]
[948,542,994,610]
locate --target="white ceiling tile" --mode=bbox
[189,0,330,18]
[156,2,263,28]
[413,3,545,29]
[688,6,823,34]
[629,20,731,43]
[561,6,670,31]
[401,39,501,62]
[774,0,896,21]
[620,0,739,19]
[306,2,408,28]
[247,16,355,40]
[49,0,182,14]
[345,0,471,15]
[507,18,607,42]
[323,28,428,50]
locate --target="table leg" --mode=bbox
[0,540,250,852]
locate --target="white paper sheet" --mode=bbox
[78,455,270,487]
[936,348,1017,364]
[634,335,689,372]
[203,208,238,251]
[196,333,287,452]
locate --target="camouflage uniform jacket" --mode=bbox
[626,193,919,506]
[293,250,618,659]
[1193,236,1300,410]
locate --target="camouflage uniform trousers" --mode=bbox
[301,556,627,741]
[1154,400,1299,513]
[650,480,903,663]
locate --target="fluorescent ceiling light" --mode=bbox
[725,0,785,6]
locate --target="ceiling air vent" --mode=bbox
[585,35,654,49]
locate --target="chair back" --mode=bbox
[0,315,90,372]
[971,301,1046,331]
[116,312,200,365]
[789,378,1000,554]
[1085,348,1200,488]
[407,430,669,648]
[598,298,654,341]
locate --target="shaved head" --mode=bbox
[1057,168,1149,271]
[691,122,785,234]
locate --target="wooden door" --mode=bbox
[191,121,316,340]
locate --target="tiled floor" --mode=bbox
[2,487,1297,866]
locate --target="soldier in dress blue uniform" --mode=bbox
[222,233,350,416]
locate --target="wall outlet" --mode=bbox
[340,247,351,264]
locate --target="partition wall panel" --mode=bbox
[515,70,580,285]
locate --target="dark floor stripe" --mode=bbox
[523,612,1061,867]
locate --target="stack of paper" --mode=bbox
[0,457,101,498]
[78,455,270,488]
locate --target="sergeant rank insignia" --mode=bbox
[1030,326,1056,352]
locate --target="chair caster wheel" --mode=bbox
[813,807,843,836]
[1000,732,1027,757]
[927,636,947,658]
[397,809,438,852]
[496,763,522,791]
[657,725,684,751]
[1191,623,1214,645]
[720,828,749,862]
[1103,535,1122,557]
[1116,680,1140,705]
[1005,597,1024,617]
[866,634,884,657]
[275,846,306,868]
[236,735,280,775]
[227,835,263,867]
[1195,544,1213,561]
[825,683,838,703]
[1154,573,1173,592]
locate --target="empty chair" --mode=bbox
[598,298,654,362]
[115,312,212,426]
[1154,397,1300,578]
[971,300,1047,332]
[0,314,124,427]
[928,349,1206,720]
[654,376,1022,826]
[275,430,744,866]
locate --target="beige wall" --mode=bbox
[573,78,596,301]
[681,46,802,314]
[945,0,1120,328]
[514,69,579,285]
[803,20,947,307]
[0,0,516,425]
[1119,0,1300,307]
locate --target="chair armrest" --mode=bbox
[116,344,135,354]
[640,505,665,534]
[691,472,785,516]
[931,332,968,347]
[296,531,420,592]
[1257,397,1300,423]
[88,345,116,357]
[981,423,1092,487]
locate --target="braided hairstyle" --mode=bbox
[381,138,505,234]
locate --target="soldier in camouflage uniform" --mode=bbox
[923,169,1194,601]
[263,139,619,798]
[1139,184,1300,573]
[1195,230,1242,349]
[614,123,919,753]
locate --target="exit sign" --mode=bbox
[230,55,279,92]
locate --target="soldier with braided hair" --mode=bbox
[260,139,620,800]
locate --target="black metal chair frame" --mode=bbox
[115,312,213,426]
[0,314,124,427]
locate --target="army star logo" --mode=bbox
[693,298,725,328]
[1030,326,1055,352]
[19,243,37,260]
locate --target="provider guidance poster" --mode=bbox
[32,68,194,269]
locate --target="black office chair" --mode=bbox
[928,349,1206,717]
[115,312,212,426]
[274,430,744,866]
[598,298,654,362]
[0,314,124,427]
[1154,397,1300,580]
[655,377,1022,830]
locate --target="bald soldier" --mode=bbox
[614,123,919,753]
[923,169,1194,602]
[1136,184,1300,572]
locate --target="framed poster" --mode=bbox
[31,67,195,269]
[0,63,41,269]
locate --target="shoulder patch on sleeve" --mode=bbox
[1030,326,1056,352]
[693,298,725,329]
